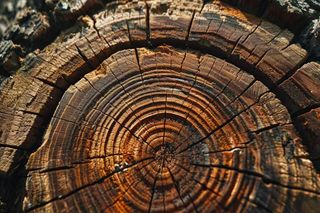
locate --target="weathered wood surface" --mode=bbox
[0,0,319,212]
[1,0,320,77]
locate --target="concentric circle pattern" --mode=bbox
[1,1,319,212]
[24,47,314,212]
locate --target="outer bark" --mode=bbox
[0,0,320,212]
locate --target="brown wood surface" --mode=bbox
[0,0,319,212]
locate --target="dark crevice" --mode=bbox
[165,158,200,212]
[74,44,94,69]
[292,103,320,118]
[193,163,320,195]
[276,57,309,86]
[60,36,318,171]
[134,48,145,83]
[105,159,153,210]
[185,10,196,42]
[254,48,272,66]
[145,1,151,42]
[175,162,230,211]
[2,0,319,82]
[241,20,262,45]
[0,1,319,212]
[167,165,189,210]
[174,78,269,154]
[253,123,280,134]
[0,0,108,68]
[4,37,317,161]
[84,36,104,63]
[126,19,133,44]
[5,34,320,211]
[147,161,163,213]
[20,110,43,117]
[176,96,258,154]
[34,76,65,91]
[84,70,158,155]
[0,143,30,152]
[38,165,73,174]
[94,105,156,152]
[25,157,154,212]
[230,35,243,55]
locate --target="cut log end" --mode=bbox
[22,46,320,212]
[0,0,320,212]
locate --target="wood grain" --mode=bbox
[0,0,319,212]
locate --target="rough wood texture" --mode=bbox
[0,0,319,212]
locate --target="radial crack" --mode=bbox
[25,157,154,212]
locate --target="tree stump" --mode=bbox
[0,0,320,212]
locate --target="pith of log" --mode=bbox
[0,0,319,212]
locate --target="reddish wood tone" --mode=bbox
[0,1,319,212]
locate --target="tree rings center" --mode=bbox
[24,47,308,212]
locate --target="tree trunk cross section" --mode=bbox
[0,1,319,212]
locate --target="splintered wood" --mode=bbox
[0,0,319,212]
